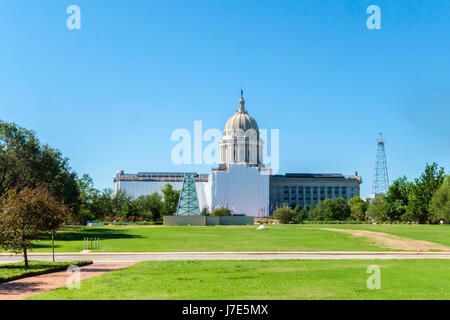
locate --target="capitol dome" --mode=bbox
[224,97,259,135]
[219,92,264,168]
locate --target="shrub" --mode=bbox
[273,207,295,224]
[211,207,232,216]
[293,206,309,224]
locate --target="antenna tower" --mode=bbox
[371,133,389,198]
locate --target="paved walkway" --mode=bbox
[0,262,134,300]
[1,251,450,263]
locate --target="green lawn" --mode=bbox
[25,225,390,252]
[301,224,450,247]
[14,224,450,253]
[30,259,450,300]
[0,261,92,284]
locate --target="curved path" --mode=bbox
[317,228,450,251]
[0,262,134,300]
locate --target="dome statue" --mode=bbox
[219,92,264,168]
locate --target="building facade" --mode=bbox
[270,173,362,210]
[114,94,362,216]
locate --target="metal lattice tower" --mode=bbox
[176,173,200,216]
[371,133,389,198]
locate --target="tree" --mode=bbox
[161,184,181,216]
[308,198,350,221]
[0,121,79,209]
[211,207,232,216]
[430,177,450,223]
[273,207,295,224]
[384,176,411,221]
[348,196,369,221]
[134,193,163,221]
[293,205,309,224]
[0,186,69,268]
[406,163,445,223]
[367,195,386,222]
[72,174,98,223]
[38,188,70,262]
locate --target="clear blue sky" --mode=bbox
[1,0,449,198]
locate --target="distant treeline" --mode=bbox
[273,163,450,224]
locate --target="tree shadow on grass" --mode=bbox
[32,226,143,249]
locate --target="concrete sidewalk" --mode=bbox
[1,251,450,263]
[0,262,135,300]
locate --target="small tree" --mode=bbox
[273,207,295,224]
[384,176,411,221]
[367,195,387,222]
[211,207,232,216]
[293,205,308,224]
[161,184,181,216]
[406,163,445,223]
[430,177,450,223]
[348,196,369,221]
[39,189,70,262]
[0,186,69,268]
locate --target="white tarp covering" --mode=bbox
[210,164,269,217]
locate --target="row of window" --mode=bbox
[275,194,355,201]
[272,186,356,206]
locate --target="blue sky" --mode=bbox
[1,0,449,198]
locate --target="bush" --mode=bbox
[211,208,232,216]
[273,208,295,224]
[308,198,350,221]
[293,206,309,224]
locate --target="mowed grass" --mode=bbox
[30,259,450,300]
[299,224,450,247]
[0,261,92,284]
[17,224,450,253]
[26,225,390,253]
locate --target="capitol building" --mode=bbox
[114,94,362,217]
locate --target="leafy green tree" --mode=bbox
[87,189,112,221]
[367,195,387,222]
[308,199,332,221]
[406,163,445,223]
[293,205,309,224]
[273,207,295,224]
[430,176,450,223]
[72,174,98,223]
[348,196,369,221]
[309,198,350,221]
[161,184,181,216]
[0,186,69,268]
[211,207,232,216]
[135,192,163,221]
[384,176,411,221]
[0,121,79,209]
[112,188,132,218]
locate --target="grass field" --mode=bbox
[306,224,450,247]
[29,259,450,300]
[26,225,386,252]
[0,261,92,284]
[21,224,449,253]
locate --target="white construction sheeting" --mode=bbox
[210,164,269,217]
